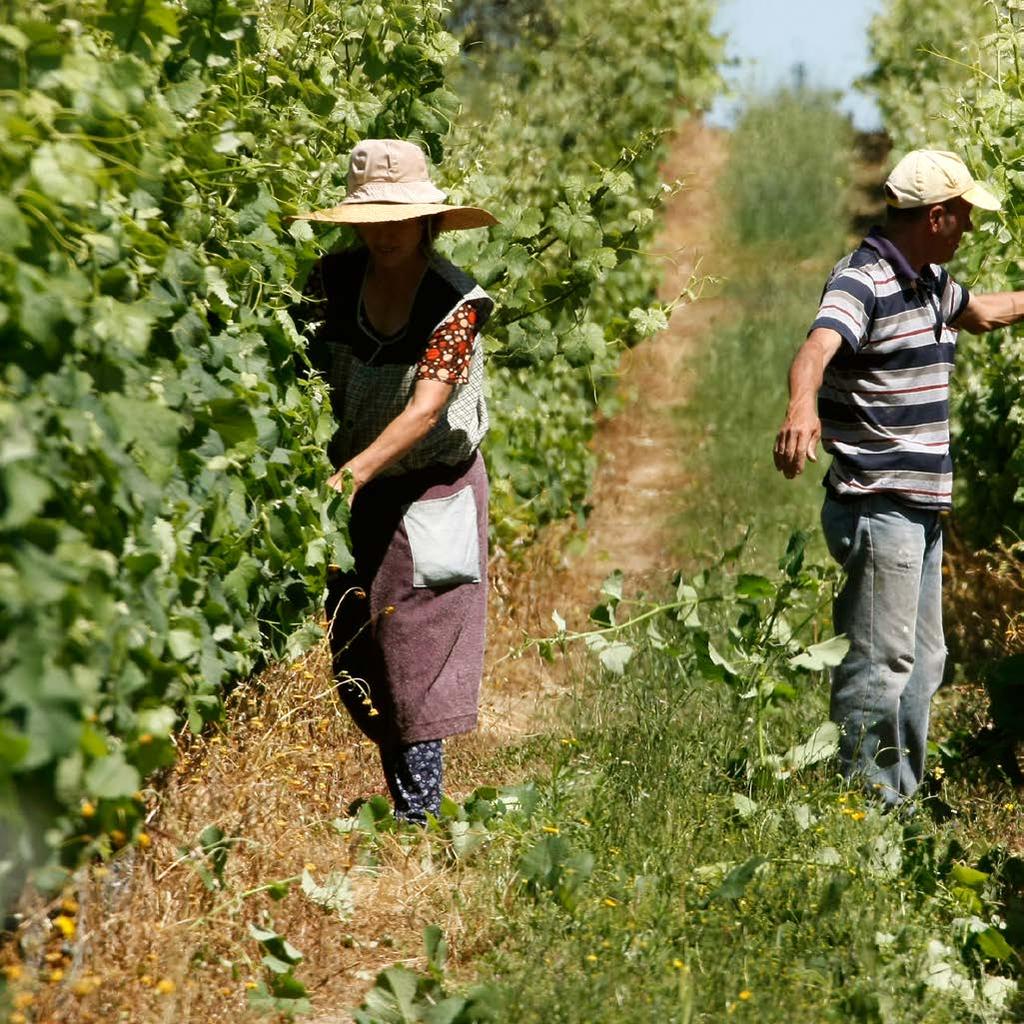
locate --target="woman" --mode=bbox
[292,139,498,823]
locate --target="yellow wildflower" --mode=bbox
[739,990,752,1001]
[850,811,866,822]
[81,801,96,819]
[49,968,64,983]
[3,964,23,981]
[137,832,152,849]
[155,978,175,995]
[585,954,598,963]
[541,825,560,835]
[602,897,620,907]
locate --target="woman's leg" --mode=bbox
[379,740,444,823]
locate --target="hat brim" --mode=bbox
[961,182,1002,212]
[286,202,499,232]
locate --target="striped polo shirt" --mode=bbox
[812,228,970,509]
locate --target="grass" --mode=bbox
[674,90,853,569]
[463,632,1017,1023]
[342,92,1024,1024]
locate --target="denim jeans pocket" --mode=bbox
[402,485,481,588]
[821,496,859,568]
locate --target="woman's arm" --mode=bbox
[327,378,453,496]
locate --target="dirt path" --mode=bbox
[479,118,728,737]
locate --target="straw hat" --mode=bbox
[289,139,498,231]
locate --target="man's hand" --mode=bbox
[774,410,821,478]
[773,327,843,480]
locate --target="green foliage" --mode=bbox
[866,1,1024,544]
[535,531,846,772]
[862,3,995,149]
[722,89,853,252]
[0,0,720,901]
[248,922,312,1018]
[0,0,720,892]
[0,0,459,890]
[443,0,721,545]
[353,926,501,1024]
[353,537,1021,1021]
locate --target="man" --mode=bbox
[773,149,1024,807]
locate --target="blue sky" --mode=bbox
[708,0,884,130]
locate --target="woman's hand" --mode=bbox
[327,466,360,506]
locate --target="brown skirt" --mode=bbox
[326,452,488,747]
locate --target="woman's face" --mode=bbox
[357,217,426,270]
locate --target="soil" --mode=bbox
[478,118,728,742]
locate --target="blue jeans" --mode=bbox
[820,493,946,806]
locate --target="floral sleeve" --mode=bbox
[416,301,484,385]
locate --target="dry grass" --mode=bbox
[929,529,1024,851]
[0,535,585,1023]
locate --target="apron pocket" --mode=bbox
[403,485,481,588]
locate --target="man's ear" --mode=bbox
[926,203,947,234]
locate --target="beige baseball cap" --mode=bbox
[884,149,1002,211]
[289,139,498,231]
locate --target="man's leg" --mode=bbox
[822,495,927,806]
[898,513,945,798]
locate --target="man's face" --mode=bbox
[928,196,974,263]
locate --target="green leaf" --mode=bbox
[974,925,1014,962]
[167,628,201,660]
[731,793,758,819]
[627,305,669,337]
[104,394,184,484]
[90,299,155,354]
[600,569,625,604]
[780,721,841,771]
[359,965,420,1021]
[550,203,602,250]
[423,923,447,971]
[789,635,850,672]
[949,863,989,890]
[84,752,141,800]
[0,462,53,529]
[248,922,304,965]
[301,868,353,919]
[30,141,101,205]
[704,855,767,904]
[0,196,29,250]
[0,721,30,768]
[735,575,776,599]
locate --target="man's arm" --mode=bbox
[954,291,1024,334]
[773,327,845,479]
